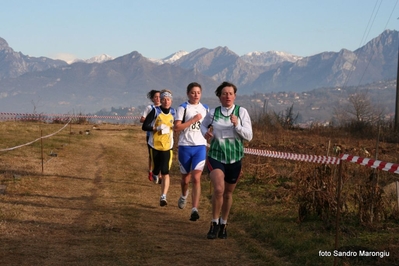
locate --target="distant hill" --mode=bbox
[0,29,397,118]
[247,30,398,94]
[0,37,67,80]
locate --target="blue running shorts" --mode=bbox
[178,145,207,174]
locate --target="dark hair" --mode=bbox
[147,90,160,99]
[186,82,202,94]
[215,81,237,97]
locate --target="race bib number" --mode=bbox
[189,121,201,131]
[222,129,234,139]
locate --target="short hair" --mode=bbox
[215,81,237,97]
[186,82,202,94]
[146,90,160,99]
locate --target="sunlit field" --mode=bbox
[1,119,399,265]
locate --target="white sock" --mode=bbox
[220,218,227,225]
[192,207,198,213]
[182,190,189,199]
[211,218,219,224]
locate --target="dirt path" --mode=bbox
[1,125,268,266]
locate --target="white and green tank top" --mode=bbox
[208,105,244,164]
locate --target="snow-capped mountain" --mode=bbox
[85,54,114,63]
[240,51,302,66]
[0,29,397,115]
[72,54,114,64]
[148,50,189,65]
[163,50,189,64]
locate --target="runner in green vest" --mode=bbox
[200,81,253,239]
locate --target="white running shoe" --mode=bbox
[160,195,167,207]
[178,196,187,209]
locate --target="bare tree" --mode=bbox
[31,97,44,114]
[347,91,373,122]
[333,90,384,126]
[274,103,299,129]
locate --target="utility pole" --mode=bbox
[396,40,399,131]
[396,20,399,131]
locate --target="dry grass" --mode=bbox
[1,121,399,265]
[235,125,399,265]
[0,122,271,266]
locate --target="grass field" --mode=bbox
[1,120,399,265]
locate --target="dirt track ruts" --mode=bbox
[1,125,275,266]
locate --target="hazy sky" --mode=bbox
[1,0,398,62]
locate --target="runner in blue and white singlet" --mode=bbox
[174,82,209,222]
[140,90,161,182]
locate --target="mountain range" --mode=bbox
[0,29,397,115]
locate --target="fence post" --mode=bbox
[396,181,399,212]
[41,130,44,173]
[334,160,343,266]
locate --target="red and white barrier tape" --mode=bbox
[244,149,399,174]
[340,154,399,174]
[0,112,141,121]
[244,148,341,165]
[2,112,399,175]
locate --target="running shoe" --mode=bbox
[206,221,219,239]
[153,175,159,184]
[148,171,153,182]
[218,223,227,239]
[160,195,167,207]
[189,210,200,221]
[178,196,187,209]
